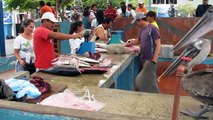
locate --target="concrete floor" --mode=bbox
[1,71,212,120]
[1,40,212,119]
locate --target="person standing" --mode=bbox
[91,17,113,43]
[136,1,147,14]
[104,3,117,21]
[146,11,159,29]
[69,21,85,54]
[116,2,126,16]
[127,4,136,17]
[14,19,36,75]
[46,2,56,17]
[89,4,97,20]
[82,9,92,29]
[91,10,104,34]
[115,5,130,21]
[39,0,52,17]
[168,4,175,17]
[33,12,82,69]
[196,0,212,17]
[126,13,161,93]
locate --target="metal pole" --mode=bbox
[171,65,185,120]
[0,0,6,57]
[148,0,152,11]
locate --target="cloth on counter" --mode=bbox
[40,89,105,111]
[5,78,41,99]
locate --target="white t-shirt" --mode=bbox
[89,11,96,19]
[69,33,85,54]
[116,9,122,16]
[14,35,34,59]
[91,19,98,28]
[129,9,136,17]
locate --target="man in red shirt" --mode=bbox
[104,3,117,21]
[34,12,82,69]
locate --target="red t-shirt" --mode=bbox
[104,8,117,20]
[33,26,55,69]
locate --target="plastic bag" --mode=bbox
[39,89,105,111]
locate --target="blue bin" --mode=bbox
[4,23,12,39]
[111,30,124,40]
[76,41,95,55]
[108,35,121,44]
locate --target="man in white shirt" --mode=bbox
[127,4,136,17]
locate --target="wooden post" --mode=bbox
[53,23,60,54]
[172,65,185,120]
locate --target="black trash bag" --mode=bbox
[40,66,81,76]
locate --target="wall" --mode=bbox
[111,17,213,54]
[49,17,213,55]
[0,55,15,72]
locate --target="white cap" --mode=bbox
[41,12,58,22]
[131,12,146,24]
[138,0,144,4]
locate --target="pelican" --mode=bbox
[159,6,213,118]
[173,6,213,50]
[159,38,211,78]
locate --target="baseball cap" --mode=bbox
[131,12,146,24]
[138,0,144,4]
[41,12,58,22]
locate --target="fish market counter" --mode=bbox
[0,53,213,120]
[0,86,212,120]
[32,53,139,90]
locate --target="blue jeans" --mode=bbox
[15,60,24,72]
